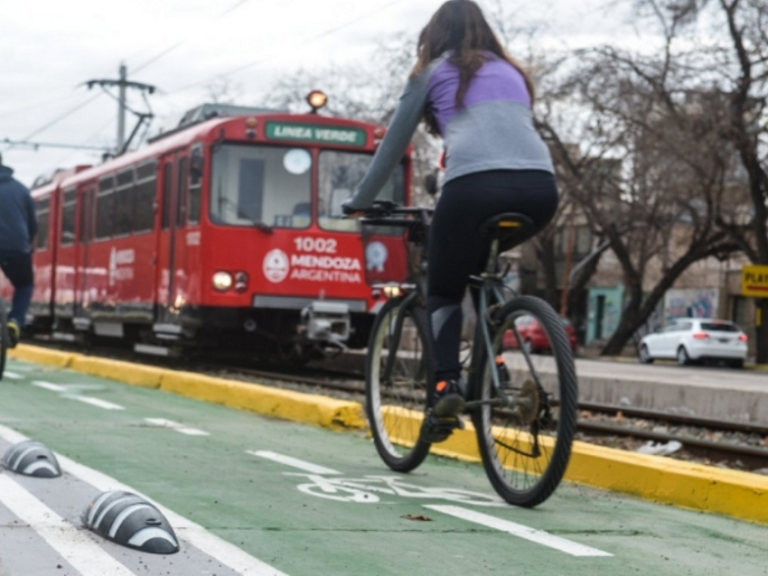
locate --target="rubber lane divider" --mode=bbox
[9,344,768,524]
[8,345,366,431]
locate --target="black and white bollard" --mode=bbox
[1,440,62,478]
[82,490,180,554]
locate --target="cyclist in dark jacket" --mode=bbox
[0,153,37,347]
[343,0,558,439]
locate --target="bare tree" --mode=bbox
[615,0,768,360]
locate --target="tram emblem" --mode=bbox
[263,249,290,283]
[365,242,388,272]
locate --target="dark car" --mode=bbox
[503,315,578,354]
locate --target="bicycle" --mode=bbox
[0,297,8,381]
[360,201,578,508]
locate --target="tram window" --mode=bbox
[114,168,134,236]
[60,188,77,246]
[177,157,188,228]
[210,145,311,229]
[96,176,115,239]
[79,188,94,242]
[35,197,51,250]
[162,163,172,230]
[318,151,405,232]
[188,146,202,225]
[133,161,156,233]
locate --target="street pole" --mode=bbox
[559,215,576,317]
[85,67,156,157]
[117,64,127,152]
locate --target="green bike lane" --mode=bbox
[1,358,766,576]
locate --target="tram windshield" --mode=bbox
[210,145,312,229]
[318,151,405,232]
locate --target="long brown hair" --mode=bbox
[412,0,534,132]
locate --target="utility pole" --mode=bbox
[85,64,156,155]
[559,213,576,317]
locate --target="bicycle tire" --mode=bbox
[0,298,8,381]
[471,295,577,507]
[365,296,432,472]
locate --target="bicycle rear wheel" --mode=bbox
[0,298,8,381]
[471,295,577,507]
[366,296,432,472]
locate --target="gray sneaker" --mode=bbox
[430,378,467,417]
[7,320,20,349]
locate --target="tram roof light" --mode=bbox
[307,90,328,113]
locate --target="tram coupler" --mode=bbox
[300,301,351,349]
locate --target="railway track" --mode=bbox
[204,363,768,470]
[20,339,768,471]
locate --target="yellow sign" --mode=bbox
[742,265,768,298]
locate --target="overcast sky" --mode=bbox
[1,0,636,186]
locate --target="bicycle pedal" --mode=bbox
[420,414,462,443]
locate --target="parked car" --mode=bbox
[503,315,578,354]
[638,318,748,368]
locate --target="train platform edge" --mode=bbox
[7,344,768,526]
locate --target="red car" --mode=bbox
[503,315,578,354]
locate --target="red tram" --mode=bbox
[1,98,410,358]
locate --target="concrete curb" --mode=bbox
[8,344,768,524]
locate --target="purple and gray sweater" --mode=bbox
[347,52,554,209]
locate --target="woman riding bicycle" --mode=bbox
[343,0,558,440]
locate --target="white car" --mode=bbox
[638,318,749,368]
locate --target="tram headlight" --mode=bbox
[212,271,234,291]
[307,90,328,113]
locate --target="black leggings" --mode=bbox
[427,169,559,381]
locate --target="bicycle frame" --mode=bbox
[465,234,545,415]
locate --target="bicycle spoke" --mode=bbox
[472,295,577,507]
[366,298,432,472]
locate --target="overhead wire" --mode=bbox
[20,93,103,142]
[166,0,407,95]
[131,0,252,75]
[0,92,85,121]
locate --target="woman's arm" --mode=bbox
[342,69,433,212]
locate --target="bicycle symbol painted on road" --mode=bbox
[286,473,505,506]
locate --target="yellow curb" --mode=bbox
[384,407,768,525]
[70,356,164,389]
[9,345,365,432]
[9,344,76,368]
[159,370,366,431]
[7,343,768,524]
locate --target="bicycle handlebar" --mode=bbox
[359,201,434,219]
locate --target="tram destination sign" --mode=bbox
[741,265,768,298]
[266,122,367,147]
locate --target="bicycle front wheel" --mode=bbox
[0,298,8,381]
[366,296,432,472]
[471,295,578,507]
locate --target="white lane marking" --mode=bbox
[425,505,613,557]
[70,396,125,411]
[0,424,290,576]
[0,474,137,575]
[248,450,342,475]
[32,380,68,392]
[3,371,22,379]
[144,418,210,436]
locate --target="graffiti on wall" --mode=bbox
[664,289,719,322]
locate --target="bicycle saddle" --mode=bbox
[480,212,534,233]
